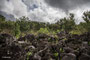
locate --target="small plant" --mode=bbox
[62,38,67,41]
[60,48,64,53]
[56,30,60,33]
[26,52,32,60]
[88,42,90,45]
[54,52,59,57]
[48,38,51,42]
[54,52,59,60]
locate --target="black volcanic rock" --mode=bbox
[62,53,76,60]
[0,33,15,46]
[0,33,26,60]
[0,32,90,60]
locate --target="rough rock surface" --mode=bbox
[0,32,90,60]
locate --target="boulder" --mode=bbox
[0,33,26,60]
[0,43,26,60]
[79,53,90,60]
[62,53,76,60]
[36,33,49,40]
[18,34,35,42]
[63,47,73,53]
[0,33,15,46]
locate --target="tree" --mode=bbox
[17,16,30,32]
[83,11,90,23]
[0,15,5,22]
[13,23,21,38]
[82,11,90,32]
[0,15,5,29]
[59,13,76,32]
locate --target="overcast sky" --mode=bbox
[0,0,90,23]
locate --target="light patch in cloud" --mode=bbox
[0,0,13,14]
[0,0,28,18]
[69,6,90,24]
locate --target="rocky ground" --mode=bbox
[0,32,90,60]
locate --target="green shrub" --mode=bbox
[26,52,32,60]
[60,48,64,53]
[38,28,49,34]
[54,52,59,57]
[88,42,90,45]
[13,23,21,38]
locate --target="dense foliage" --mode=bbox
[0,11,90,37]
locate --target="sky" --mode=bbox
[0,0,90,24]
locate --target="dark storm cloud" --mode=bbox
[45,0,90,11]
[0,11,15,20]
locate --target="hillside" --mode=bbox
[0,11,90,60]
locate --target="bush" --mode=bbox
[38,28,49,34]
[13,23,21,38]
[26,52,32,60]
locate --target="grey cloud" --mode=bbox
[0,0,89,23]
[0,0,62,23]
[0,11,15,20]
[45,0,90,12]
[0,0,28,19]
